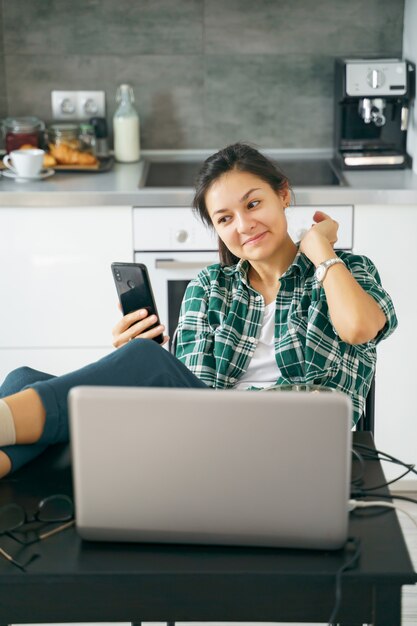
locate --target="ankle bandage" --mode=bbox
[0,399,16,446]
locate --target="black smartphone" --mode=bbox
[111,262,164,344]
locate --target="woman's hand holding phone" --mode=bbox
[112,305,169,348]
[111,262,168,348]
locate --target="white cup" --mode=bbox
[3,149,45,178]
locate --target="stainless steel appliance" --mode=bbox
[133,205,353,343]
[334,57,415,169]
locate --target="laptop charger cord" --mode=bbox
[350,443,417,524]
[352,442,417,477]
[329,499,416,626]
[332,444,417,625]
[327,536,362,626]
[329,495,417,626]
[351,443,417,491]
[348,499,417,529]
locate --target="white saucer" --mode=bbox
[1,168,55,183]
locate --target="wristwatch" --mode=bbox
[314,257,345,285]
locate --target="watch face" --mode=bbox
[315,265,325,282]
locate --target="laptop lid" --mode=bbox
[69,386,352,550]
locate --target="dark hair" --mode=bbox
[193,142,291,266]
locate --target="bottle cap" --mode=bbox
[116,84,135,103]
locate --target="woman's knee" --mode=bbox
[116,338,177,374]
[122,337,165,360]
[0,366,48,396]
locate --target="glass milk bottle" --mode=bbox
[113,84,140,162]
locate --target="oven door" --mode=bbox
[134,251,219,340]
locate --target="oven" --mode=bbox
[133,208,218,340]
[133,205,353,341]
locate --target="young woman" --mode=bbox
[0,143,397,477]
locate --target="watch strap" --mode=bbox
[315,257,344,284]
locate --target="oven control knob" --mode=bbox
[366,68,385,89]
[176,229,189,243]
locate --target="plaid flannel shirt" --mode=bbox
[176,250,397,425]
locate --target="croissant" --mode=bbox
[49,143,98,166]
[43,153,57,167]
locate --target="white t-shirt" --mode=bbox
[234,301,281,390]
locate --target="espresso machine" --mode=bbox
[334,58,415,169]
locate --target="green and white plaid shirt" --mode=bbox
[176,249,397,425]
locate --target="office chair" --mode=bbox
[356,375,375,434]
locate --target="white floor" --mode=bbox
[13,492,417,626]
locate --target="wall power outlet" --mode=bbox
[51,91,106,121]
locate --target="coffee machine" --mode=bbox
[334,58,415,169]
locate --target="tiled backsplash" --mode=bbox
[0,1,5,120]
[0,0,404,149]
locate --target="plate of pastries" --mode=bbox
[5,144,114,172]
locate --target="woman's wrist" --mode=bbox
[301,233,336,267]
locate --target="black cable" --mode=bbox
[327,537,361,626]
[350,446,408,489]
[350,448,365,486]
[352,444,417,490]
[351,490,417,506]
[360,464,416,492]
[351,506,392,520]
[353,443,417,476]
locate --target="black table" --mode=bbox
[0,432,416,626]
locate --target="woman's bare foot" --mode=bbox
[3,389,46,444]
[0,451,12,478]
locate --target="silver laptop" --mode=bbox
[69,386,352,550]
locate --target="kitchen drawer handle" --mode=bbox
[155,259,215,270]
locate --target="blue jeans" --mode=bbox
[0,339,208,473]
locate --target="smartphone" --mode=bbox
[111,262,164,344]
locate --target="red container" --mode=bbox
[3,117,45,153]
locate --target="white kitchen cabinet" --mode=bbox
[354,204,417,487]
[0,206,133,381]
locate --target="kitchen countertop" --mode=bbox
[1,149,417,207]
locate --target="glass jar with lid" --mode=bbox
[48,124,81,150]
[2,117,45,153]
[78,123,96,154]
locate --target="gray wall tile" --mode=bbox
[204,55,334,148]
[204,0,403,57]
[0,94,6,119]
[0,52,6,116]
[0,0,405,149]
[0,1,3,53]
[3,0,203,55]
[5,54,206,148]
[0,2,5,116]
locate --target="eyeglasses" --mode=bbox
[0,494,75,571]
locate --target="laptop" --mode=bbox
[69,386,352,550]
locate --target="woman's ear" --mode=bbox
[280,187,291,208]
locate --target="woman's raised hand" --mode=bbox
[299,210,339,266]
[112,305,169,348]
